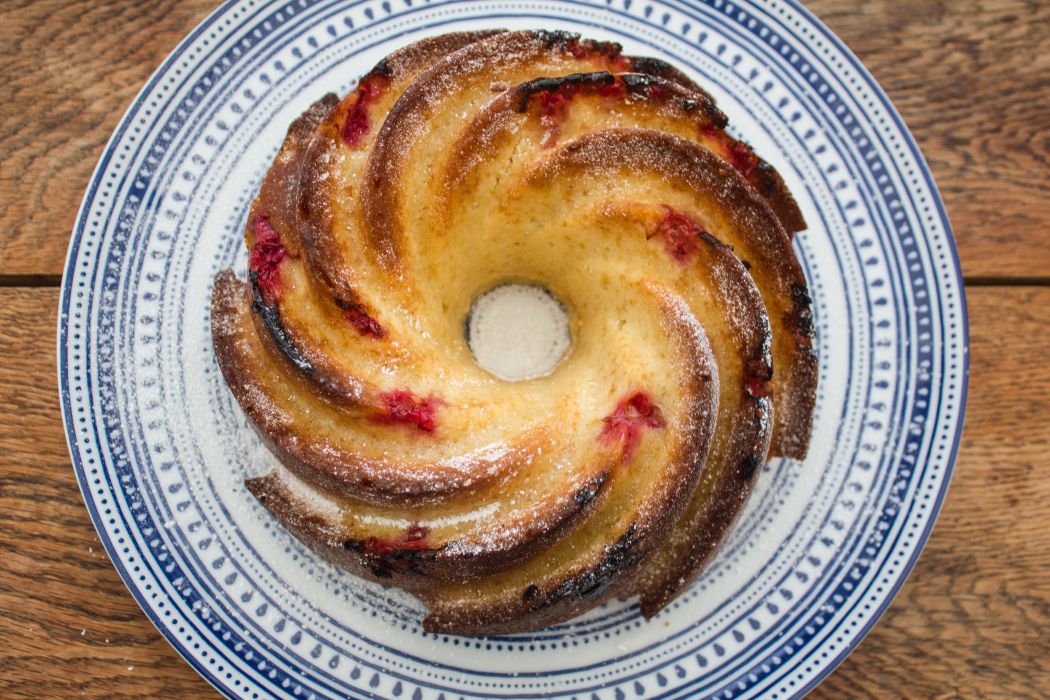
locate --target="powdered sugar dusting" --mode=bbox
[273,463,341,522]
[436,441,516,474]
[204,28,816,637]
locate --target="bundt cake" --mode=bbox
[211,30,816,635]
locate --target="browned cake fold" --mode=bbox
[211,29,816,634]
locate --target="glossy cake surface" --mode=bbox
[210,30,816,635]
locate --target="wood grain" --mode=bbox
[1,286,1048,697]
[806,0,1050,282]
[0,288,214,698]
[0,0,216,282]
[2,0,1048,697]
[0,0,1047,279]
[811,287,1050,699]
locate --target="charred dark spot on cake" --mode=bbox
[744,338,773,431]
[556,34,632,71]
[516,73,614,101]
[625,74,671,101]
[374,390,444,432]
[535,29,579,49]
[516,72,667,108]
[738,452,763,481]
[339,300,387,339]
[619,73,657,91]
[522,584,540,603]
[340,69,390,148]
[515,73,610,111]
[515,73,613,146]
[599,391,665,463]
[701,100,729,129]
[752,162,780,196]
[621,74,692,104]
[744,328,774,433]
[537,524,641,607]
[514,73,688,147]
[697,228,729,251]
[792,283,814,316]
[741,259,753,270]
[628,56,676,79]
[648,206,709,265]
[784,283,816,350]
[371,57,393,80]
[368,565,394,579]
[744,355,774,400]
[686,96,729,121]
[249,274,315,374]
[345,523,435,577]
[248,216,288,305]
[573,473,608,507]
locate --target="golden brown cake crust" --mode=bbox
[213,272,643,584]
[210,29,816,635]
[530,128,816,457]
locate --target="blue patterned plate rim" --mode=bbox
[763,0,968,695]
[57,0,969,697]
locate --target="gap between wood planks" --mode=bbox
[0,275,63,287]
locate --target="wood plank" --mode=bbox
[1,0,1047,279]
[806,0,1050,281]
[811,286,1050,698]
[0,288,213,699]
[0,0,216,280]
[2,285,1048,697]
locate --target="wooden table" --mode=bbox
[2,1,1047,697]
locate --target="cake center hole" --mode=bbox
[466,283,571,381]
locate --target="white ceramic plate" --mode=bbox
[59,1,968,697]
